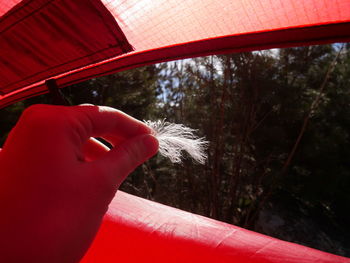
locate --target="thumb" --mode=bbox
[93,134,159,187]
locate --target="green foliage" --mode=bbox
[151,45,350,255]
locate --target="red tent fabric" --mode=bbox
[0,1,350,262]
[0,0,349,108]
[0,0,132,95]
[81,191,350,263]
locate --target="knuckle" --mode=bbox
[22,104,48,119]
[21,104,69,131]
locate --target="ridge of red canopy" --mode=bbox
[0,0,349,108]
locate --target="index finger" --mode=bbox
[73,105,151,142]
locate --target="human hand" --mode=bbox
[0,104,158,263]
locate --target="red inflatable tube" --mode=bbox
[81,191,349,263]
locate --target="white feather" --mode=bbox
[144,120,209,164]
